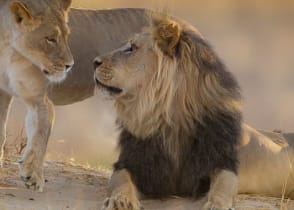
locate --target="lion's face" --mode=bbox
[9,0,73,82]
[94,16,241,143]
[94,32,159,98]
[94,17,182,100]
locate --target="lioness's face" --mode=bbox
[94,32,158,98]
[10,0,73,82]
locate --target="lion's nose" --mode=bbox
[65,64,73,72]
[94,57,103,69]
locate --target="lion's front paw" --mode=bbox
[18,152,45,192]
[202,201,234,210]
[101,195,143,210]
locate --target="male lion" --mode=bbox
[0,0,73,192]
[94,15,242,210]
[68,8,294,201]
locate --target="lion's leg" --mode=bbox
[19,96,54,192]
[0,90,13,167]
[202,170,238,210]
[102,169,142,210]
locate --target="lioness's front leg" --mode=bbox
[0,90,13,166]
[202,170,237,210]
[102,169,142,210]
[19,96,54,192]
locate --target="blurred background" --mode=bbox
[6,0,294,168]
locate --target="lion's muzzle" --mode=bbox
[94,57,103,69]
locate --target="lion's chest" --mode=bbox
[115,130,211,198]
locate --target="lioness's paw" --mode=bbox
[202,201,234,210]
[101,196,143,210]
[21,171,44,192]
[19,154,44,192]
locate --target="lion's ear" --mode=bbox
[153,19,181,57]
[60,0,72,11]
[10,1,33,26]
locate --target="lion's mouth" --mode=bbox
[95,78,123,94]
[42,68,67,83]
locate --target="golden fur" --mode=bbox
[95,16,241,161]
[0,0,73,192]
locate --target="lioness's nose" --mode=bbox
[94,57,103,69]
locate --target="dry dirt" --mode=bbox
[0,160,293,210]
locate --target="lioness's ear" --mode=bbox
[60,0,72,11]
[153,19,181,57]
[10,1,33,26]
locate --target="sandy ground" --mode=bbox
[0,160,293,210]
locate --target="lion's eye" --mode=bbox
[123,43,138,53]
[46,37,57,44]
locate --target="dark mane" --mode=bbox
[113,17,242,199]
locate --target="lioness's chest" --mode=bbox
[0,47,46,97]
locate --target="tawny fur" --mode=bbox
[113,17,242,163]
[0,0,73,192]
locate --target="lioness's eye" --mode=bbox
[46,37,57,44]
[123,43,138,53]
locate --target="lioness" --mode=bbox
[0,0,73,192]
